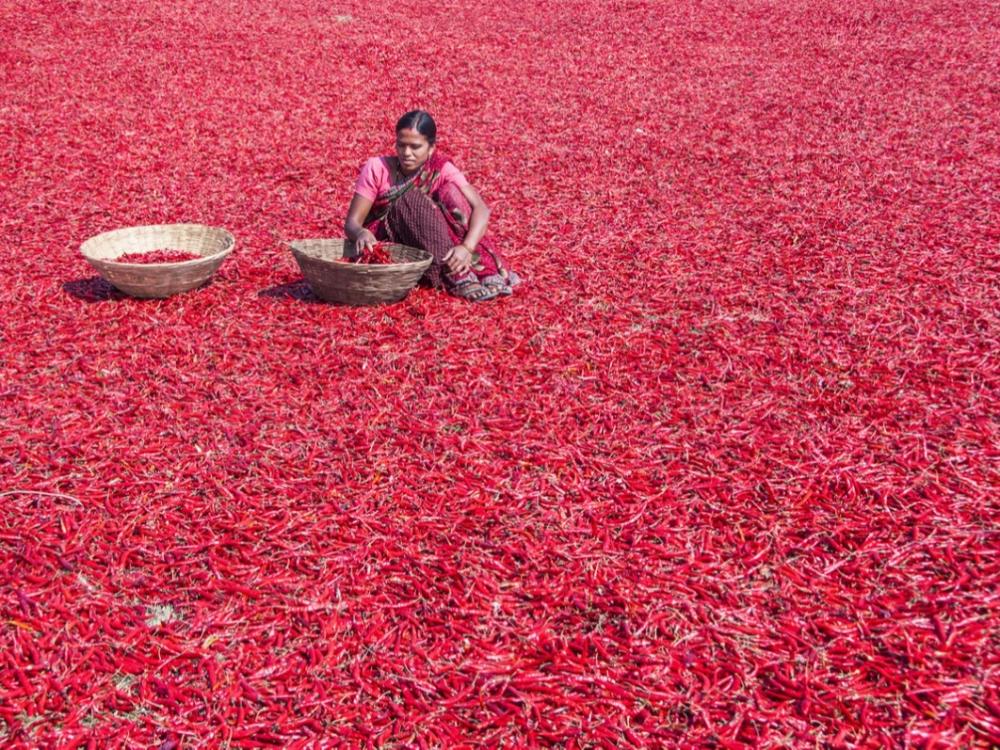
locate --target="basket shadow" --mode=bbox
[62,277,126,303]
[257,279,325,304]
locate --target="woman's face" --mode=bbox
[395,128,434,175]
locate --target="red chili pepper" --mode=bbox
[3,0,996,746]
[116,249,202,263]
[341,241,394,265]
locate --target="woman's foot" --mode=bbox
[450,279,500,302]
[479,274,511,296]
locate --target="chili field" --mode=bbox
[1,0,997,746]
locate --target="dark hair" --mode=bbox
[396,110,437,144]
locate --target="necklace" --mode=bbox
[394,158,422,184]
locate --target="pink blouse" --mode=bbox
[354,156,469,202]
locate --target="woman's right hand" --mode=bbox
[354,229,377,252]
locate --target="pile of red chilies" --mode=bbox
[342,242,393,265]
[117,250,202,264]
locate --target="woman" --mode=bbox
[344,111,520,302]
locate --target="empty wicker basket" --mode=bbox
[289,239,432,306]
[81,223,235,299]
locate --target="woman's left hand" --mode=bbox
[444,244,474,275]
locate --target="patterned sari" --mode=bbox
[362,153,519,293]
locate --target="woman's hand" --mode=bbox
[444,244,474,275]
[354,229,377,252]
[345,193,375,251]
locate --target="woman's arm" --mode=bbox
[457,183,491,251]
[344,193,377,250]
[445,183,491,274]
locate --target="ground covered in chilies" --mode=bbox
[1,0,998,747]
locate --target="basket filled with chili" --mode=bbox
[81,223,235,299]
[288,238,431,306]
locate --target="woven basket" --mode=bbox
[81,223,235,299]
[289,239,432,306]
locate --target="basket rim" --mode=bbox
[288,238,432,273]
[94,246,233,269]
[81,223,236,266]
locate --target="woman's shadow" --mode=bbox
[257,279,323,303]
